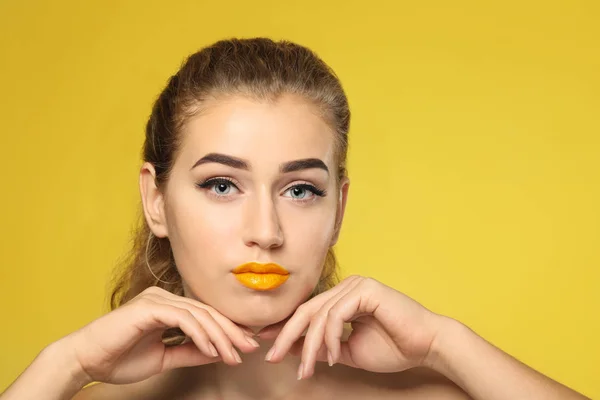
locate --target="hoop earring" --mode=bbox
[146,232,178,285]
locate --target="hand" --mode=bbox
[66,286,260,385]
[260,275,446,380]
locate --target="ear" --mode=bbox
[330,176,350,246]
[139,162,169,238]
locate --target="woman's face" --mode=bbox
[141,93,349,328]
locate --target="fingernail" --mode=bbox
[232,347,242,363]
[209,343,219,357]
[327,351,334,367]
[297,362,304,380]
[246,336,260,348]
[265,346,276,361]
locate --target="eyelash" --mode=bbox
[196,177,327,202]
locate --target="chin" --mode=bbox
[222,302,296,329]
[225,289,312,328]
[183,279,315,329]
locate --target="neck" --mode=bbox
[188,336,311,399]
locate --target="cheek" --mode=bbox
[165,190,337,276]
[288,223,332,255]
[284,201,337,241]
[282,205,337,269]
[165,198,241,274]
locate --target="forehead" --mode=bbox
[178,94,336,168]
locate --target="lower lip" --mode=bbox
[233,273,289,291]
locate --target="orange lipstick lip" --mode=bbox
[232,262,289,291]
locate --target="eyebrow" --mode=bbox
[190,153,329,174]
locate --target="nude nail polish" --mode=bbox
[265,346,276,361]
[297,362,304,380]
[232,347,242,363]
[209,343,219,357]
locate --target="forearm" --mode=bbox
[426,316,590,400]
[1,338,91,400]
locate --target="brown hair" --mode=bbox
[110,37,350,310]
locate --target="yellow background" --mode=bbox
[1,0,598,397]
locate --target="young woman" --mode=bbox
[1,37,589,400]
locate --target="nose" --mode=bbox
[242,191,284,250]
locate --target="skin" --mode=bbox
[142,93,348,331]
[1,93,590,400]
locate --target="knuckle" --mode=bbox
[196,308,211,318]
[175,309,196,325]
[142,286,162,295]
[178,308,194,318]
[327,306,342,320]
[133,296,154,308]
[309,314,319,325]
[295,302,309,315]
[311,310,327,324]
[199,303,215,312]
[363,277,379,288]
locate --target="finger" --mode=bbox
[299,277,364,379]
[162,341,223,371]
[139,287,255,336]
[324,283,375,365]
[151,293,259,353]
[140,302,219,360]
[257,276,355,362]
[290,337,357,369]
[337,342,358,368]
[148,291,259,351]
[263,276,361,363]
[147,297,247,365]
[290,337,325,360]
[254,316,291,340]
[205,310,260,350]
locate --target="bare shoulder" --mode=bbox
[318,363,472,399]
[393,367,473,399]
[71,382,134,400]
[71,380,157,400]
[70,370,191,400]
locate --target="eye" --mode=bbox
[214,182,231,195]
[291,187,307,199]
[196,177,240,197]
[283,183,326,201]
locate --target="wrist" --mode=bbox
[43,335,93,390]
[423,314,467,373]
[1,336,93,400]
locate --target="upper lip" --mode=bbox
[232,262,289,275]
